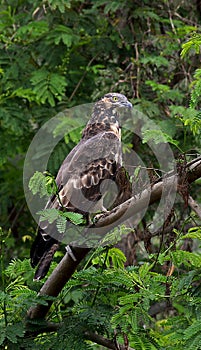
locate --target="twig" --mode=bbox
[134,42,140,99]
[11,203,25,230]
[68,54,99,102]
[174,12,199,26]
[129,19,139,99]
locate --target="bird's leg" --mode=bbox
[87,197,109,224]
[65,245,77,261]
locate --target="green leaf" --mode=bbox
[62,211,85,225]
[0,327,6,346]
[56,214,67,233]
[43,172,58,196]
[184,318,201,344]
[15,21,49,42]
[139,262,151,279]
[28,171,48,197]
[11,87,37,102]
[92,248,126,268]
[182,227,201,240]
[4,323,25,344]
[181,33,201,58]
[133,7,161,21]
[46,25,79,46]
[140,55,169,67]
[118,293,141,305]
[142,129,179,146]
[146,80,170,92]
[30,69,67,106]
[37,208,59,223]
[171,250,201,268]
[47,0,71,13]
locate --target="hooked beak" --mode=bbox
[126,101,133,109]
[122,100,132,109]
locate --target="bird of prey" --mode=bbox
[30,93,132,280]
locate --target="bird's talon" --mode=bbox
[94,210,109,223]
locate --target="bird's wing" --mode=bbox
[46,131,122,213]
[30,91,133,280]
[30,131,122,278]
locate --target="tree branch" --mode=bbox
[27,157,201,321]
[68,54,99,102]
[27,247,90,319]
[85,331,135,350]
[25,322,135,350]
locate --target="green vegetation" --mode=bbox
[1,1,201,349]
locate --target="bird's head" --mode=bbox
[83,93,132,140]
[101,93,132,109]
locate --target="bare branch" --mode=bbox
[68,54,98,102]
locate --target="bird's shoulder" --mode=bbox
[56,130,121,186]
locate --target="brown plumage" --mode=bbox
[30,93,132,280]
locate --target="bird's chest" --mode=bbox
[109,121,121,140]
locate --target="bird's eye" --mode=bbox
[113,96,118,101]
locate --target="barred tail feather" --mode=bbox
[30,229,59,280]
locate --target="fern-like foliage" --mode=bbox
[28,171,49,198]
[183,319,201,350]
[30,69,67,107]
[36,208,85,233]
[190,69,201,109]
[29,171,85,231]
[181,32,201,58]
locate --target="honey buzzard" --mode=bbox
[30,93,132,280]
